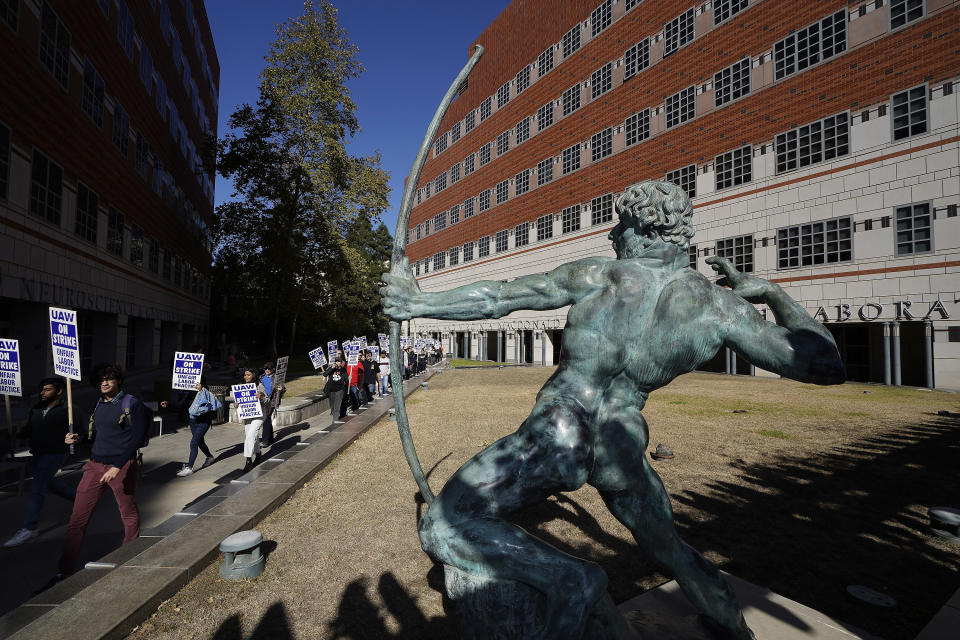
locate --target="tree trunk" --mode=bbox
[269,303,280,359]
[288,305,300,355]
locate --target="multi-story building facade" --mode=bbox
[0,0,218,389]
[406,0,960,389]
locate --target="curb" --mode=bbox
[0,370,438,640]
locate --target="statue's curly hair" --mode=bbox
[614,180,694,249]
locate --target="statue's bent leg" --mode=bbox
[591,407,756,640]
[420,399,606,640]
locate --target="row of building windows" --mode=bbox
[413,201,942,278]
[412,83,933,245]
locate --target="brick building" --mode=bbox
[0,0,218,390]
[405,0,960,389]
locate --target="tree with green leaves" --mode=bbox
[213,0,391,358]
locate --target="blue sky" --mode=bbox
[206,0,510,234]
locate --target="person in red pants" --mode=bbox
[45,365,146,587]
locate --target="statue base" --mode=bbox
[444,566,880,639]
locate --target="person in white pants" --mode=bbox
[240,367,271,472]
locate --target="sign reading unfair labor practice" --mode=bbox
[49,307,81,380]
[232,383,263,420]
[172,352,204,391]
[308,347,327,370]
[327,340,338,361]
[0,339,23,396]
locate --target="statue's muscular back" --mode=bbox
[544,256,726,413]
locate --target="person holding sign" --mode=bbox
[3,379,78,548]
[238,368,270,472]
[323,354,348,427]
[162,379,218,477]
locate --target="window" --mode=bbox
[516,117,530,144]
[435,172,447,192]
[463,241,475,262]
[562,144,581,174]
[495,229,509,253]
[496,180,509,205]
[463,197,475,218]
[117,0,134,61]
[516,65,530,93]
[536,214,553,241]
[152,155,163,195]
[450,204,460,225]
[0,123,8,200]
[30,149,62,224]
[450,163,461,183]
[591,128,613,162]
[479,143,491,167]
[562,84,581,116]
[537,102,554,131]
[515,168,530,196]
[715,146,752,190]
[538,47,554,76]
[890,0,924,30]
[774,10,846,81]
[2,0,18,32]
[625,108,650,147]
[155,75,167,119]
[112,101,130,156]
[74,182,99,243]
[666,165,697,198]
[451,121,461,143]
[148,237,159,273]
[625,0,643,10]
[162,248,171,280]
[591,1,612,36]
[515,222,530,247]
[715,58,751,107]
[688,244,698,269]
[415,224,422,241]
[591,63,612,100]
[892,86,927,140]
[139,45,153,94]
[415,261,421,277]
[479,189,491,212]
[39,2,70,89]
[775,112,849,173]
[421,257,428,274]
[562,25,581,59]
[424,219,431,236]
[82,60,105,128]
[624,39,650,81]
[895,203,932,255]
[478,236,490,258]
[480,97,492,121]
[714,0,749,25]
[666,86,695,128]
[562,205,581,234]
[130,223,144,266]
[434,210,447,231]
[777,217,852,268]
[497,82,510,109]
[664,8,695,56]
[433,252,446,271]
[465,110,476,133]
[464,153,475,175]
[449,246,460,266]
[538,157,554,185]
[107,207,125,256]
[591,193,614,225]
[435,131,448,156]
[424,183,431,199]
[497,131,510,156]
[715,234,753,272]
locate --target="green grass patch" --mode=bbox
[756,429,796,439]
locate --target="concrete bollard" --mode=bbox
[219,530,265,580]
[420,382,429,390]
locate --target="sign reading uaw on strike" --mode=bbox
[232,383,263,420]
[172,352,204,391]
[0,338,23,397]
[49,307,81,380]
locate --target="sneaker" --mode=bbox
[200,456,215,469]
[176,465,194,477]
[4,528,38,547]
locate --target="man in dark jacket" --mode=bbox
[3,378,78,547]
[57,364,146,577]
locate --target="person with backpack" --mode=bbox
[56,364,146,580]
[163,379,218,477]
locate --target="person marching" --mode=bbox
[323,355,348,426]
[239,367,270,472]
[163,379,218,477]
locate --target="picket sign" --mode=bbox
[232,383,263,420]
[172,352,204,391]
[327,340,338,361]
[308,347,327,369]
[0,339,21,436]
[49,307,81,453]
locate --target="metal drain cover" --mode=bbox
[846,585,896,607]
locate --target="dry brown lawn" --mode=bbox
[128,369,960,640]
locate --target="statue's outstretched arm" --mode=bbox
[707,257,844,385]
[382,257,603,321]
